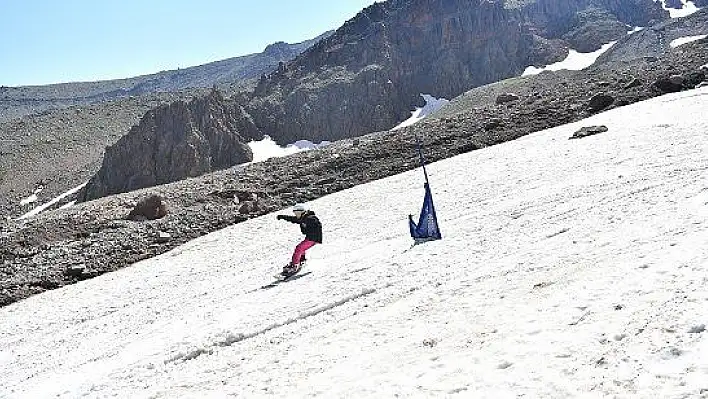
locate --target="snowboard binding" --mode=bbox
[280,260,305,279]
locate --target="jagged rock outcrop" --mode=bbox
[558,7,637,52]
[517,1,665,52]
[596,8,708,65]
[246,0,667,145]
[79,90,262,201]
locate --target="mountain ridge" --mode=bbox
[0,31,332,123]
[246,0,668,145]
[0,33,331,217]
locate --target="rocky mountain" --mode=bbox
[0,90,200,221]
[245,0,668,145]
[78,0,669,202]
[0,0,683,211]
[0,34,329,219]
[78,89,262,201]
[597,6,708,64]
[0,33,331,123]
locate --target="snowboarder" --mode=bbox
[276,203,322,277]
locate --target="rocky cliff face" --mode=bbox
[517,0,666,52]
[596,8,708,65]
[74,0,673,202]
[79,90,262,201]
[245,0,667,145]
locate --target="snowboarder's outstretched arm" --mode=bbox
[277,211,322,243]
[277,214,300,224]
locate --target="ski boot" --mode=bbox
[280,262,302,278]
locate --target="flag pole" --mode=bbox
[416,137,430,186]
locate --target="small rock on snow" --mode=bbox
[688,324,706,334]
[666,347,683,358]
[498,361,513,369]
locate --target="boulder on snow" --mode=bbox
[570,125,609,140]
[126,194,168,221]
[653,75,684,93]
[588,93,615,112]
[688,324,706,334]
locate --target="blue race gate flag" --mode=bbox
[408,139,441,243]
[409,182,442,242]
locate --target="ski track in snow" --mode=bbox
[1,88,708,398]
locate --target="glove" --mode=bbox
[277,215,285,220]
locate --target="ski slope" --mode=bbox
[1,88,708,398]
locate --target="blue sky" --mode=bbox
[0,0,379,87]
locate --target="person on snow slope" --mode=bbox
[276,203,322,276]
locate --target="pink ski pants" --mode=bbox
[292,239,317,265]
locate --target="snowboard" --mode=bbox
[261,271,311,290]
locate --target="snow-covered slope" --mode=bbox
[523,41,617,76]
[392,94,450,130]
[671,34,708,48]
[1,88,708,398]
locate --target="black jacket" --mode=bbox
[279,211,322,243]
